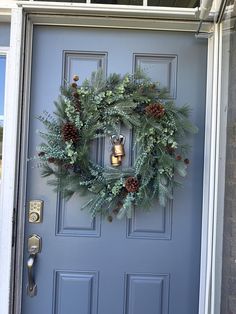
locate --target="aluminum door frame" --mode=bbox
[0,4,224,314]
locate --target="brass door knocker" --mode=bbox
[110,134,126,167]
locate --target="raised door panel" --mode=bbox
[127,203,172,239]
[134,53,177,98]
[56,196,101,237]
[63,51,107,83]
[56,51,107,237]
[124,274,169,314]
[53,271,99,314]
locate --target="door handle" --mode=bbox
[27,253,37,297]
[27,234,42,297]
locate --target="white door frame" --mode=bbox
[0,3,225,314]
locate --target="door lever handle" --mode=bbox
[27,253,37,297]
[27,234,42,297]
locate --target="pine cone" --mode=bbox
[71,82,77,88]
[73,75,79,82]
[125,177,139,193]
[75,99,81,112]
[145,103,165,119]
[61,122,79,143]
[72,91,79,99]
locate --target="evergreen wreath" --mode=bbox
[36,70,197,221]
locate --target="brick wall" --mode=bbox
[221,29,236,314]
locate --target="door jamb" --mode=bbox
[0,4,223,314]
[198,23,224,314]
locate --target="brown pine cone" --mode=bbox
[71,82,77,89]
[145,103,165,119]
[61,122,79,143]
[75,99,81,112]
[73,75,79,82]
[125,177,139,193]
[72,91,79,99]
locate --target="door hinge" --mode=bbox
[12,208,17,248]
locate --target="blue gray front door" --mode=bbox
[22,26,207,314]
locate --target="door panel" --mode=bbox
[22,26,207,314]
[124,273,169,314]
[54,271,99,314]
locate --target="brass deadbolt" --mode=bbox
[28,200,43,223]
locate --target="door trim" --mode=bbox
[198,23,224,314]
[0,4,224,314]
[19,2,214,33]
[0,7,24,314]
